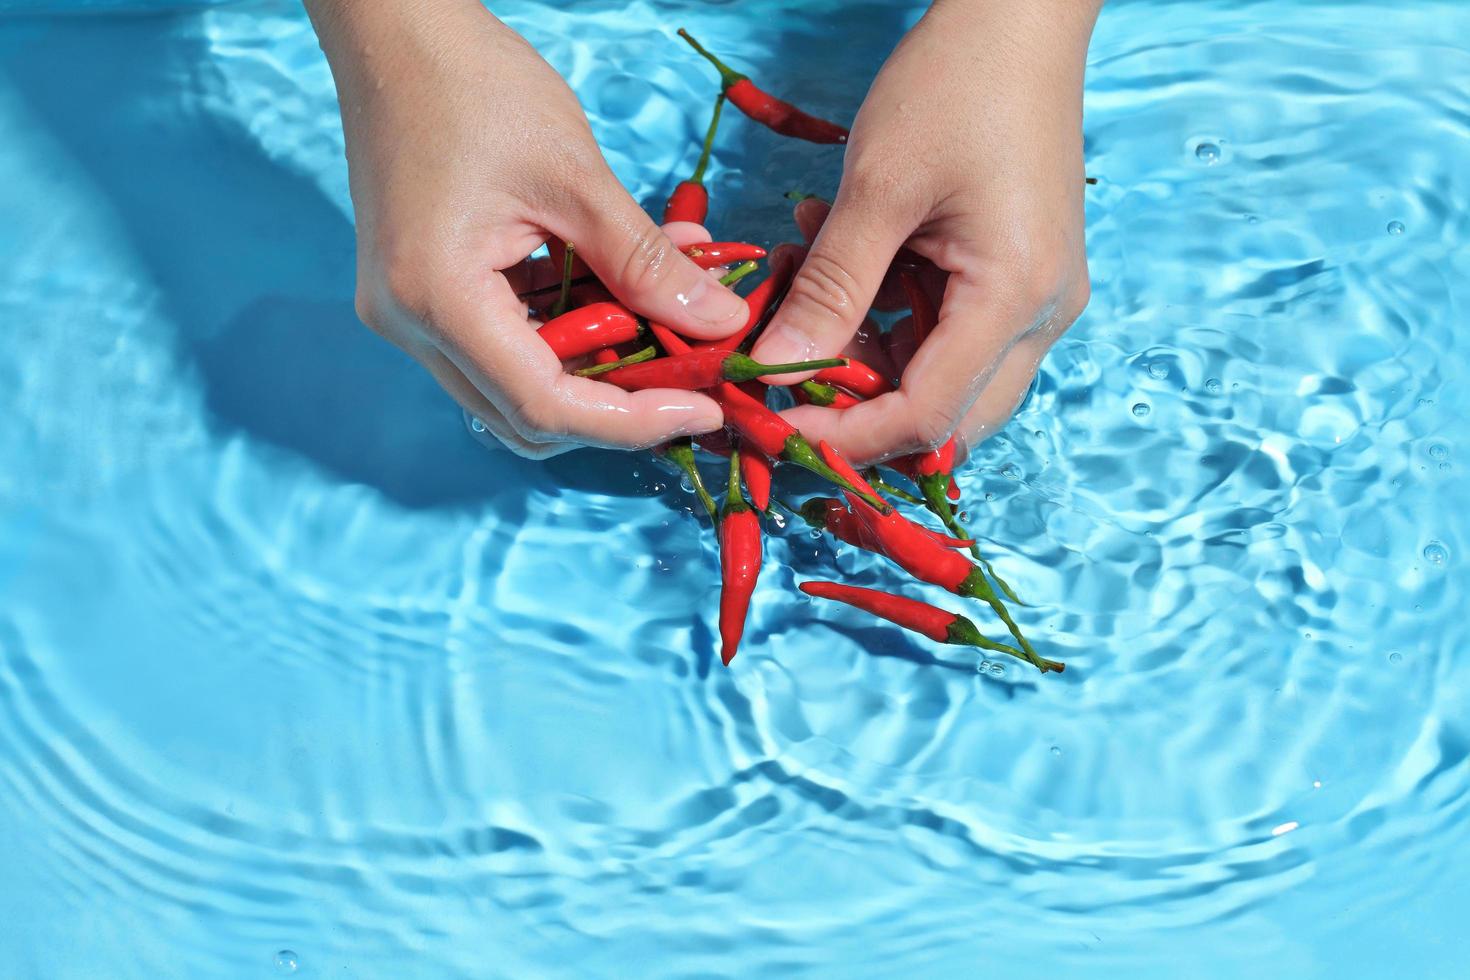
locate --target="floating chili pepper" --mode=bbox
[664,94,725,224]
[682,242,768,269]
[538,302,642,360]
[797,379,860,409]
[678,29,849,145]
[718,449,762,665]
[814,359,893,401]
[660,437,717,522]
[740,450,774,512]
[799,582,1054,668]
[714,383,889,512]
[596,350,846,392]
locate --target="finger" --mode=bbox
[752,193,912,380]
[776,276,1027,464]
[793,197,907,312]
[950,334,1053,464]
[420,350,576,460]
[558,182,746,339]
[436,272,726,450]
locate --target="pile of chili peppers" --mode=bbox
[519,30,1064,675]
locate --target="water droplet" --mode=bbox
[1423,542,1448,565]
[1194,141,1221,164]
[984,492,995,502]
[1147,361,1169,379]
[1205,378,1223,395]
[469,417,486,433]
[1312,780,1322,789]
[1428,443,1448,461]
[958,511,971,524]
[1131,402,1151,418]
[1440,462,1452,471]
[1049,745,1062,757]
[1001,464,1021,480]
[1387,220,1405,236]
[632,469,640,478]
[1246,214,1260,225]
[679,475,694,494]
[1388,651,1403,665]
[1232,382,1241,391]
[275,951,299,973]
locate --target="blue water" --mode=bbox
[2,0,1468,976]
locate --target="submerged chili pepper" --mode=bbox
[814,359,893,401]
[714,384,889,511]
[682,241,768,269]
[815,443,1049,671]
[664,94,725,224]
[798,496,969,551]
[740,450,774,512]
[660,437,718,522]
[538,302,642,360]
[694,256,797,353]
[591,348,623,366]
[797,380,860,409]
[799,582,1054,668]
[678,29,849,145]
[900,270,937,347]
[598,350,846,391]
[574,345,658,377]
[718,450,762,665]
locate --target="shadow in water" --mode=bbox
[0,11,646,510]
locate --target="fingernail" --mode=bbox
[678,273,747,326]
[671,414,723,438]
[753,329,820,369]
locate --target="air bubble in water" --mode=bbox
[1194,141,1221,164]
[1001,464,1021,480]
[1148,361,1169,379]
[1050,745,1062,757]
[1423,542,1448,565]
[1132,402,1152,417]
[275,951,299,973]
[1388,652,1403,665]
[1205,378,1223,395]
[1428,444,1448,461]
[469,417,486,433]
[1387,220,1405,236]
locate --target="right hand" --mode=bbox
[306,0,748,458]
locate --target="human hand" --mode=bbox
[305,0,748,458]
[750,0,1099,465]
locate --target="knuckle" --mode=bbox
[787,250,863,325]
[615,226,678,296]
[909,401,959,452]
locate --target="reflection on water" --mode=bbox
[1,0,1468,976]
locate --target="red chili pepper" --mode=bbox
[799,581,1058,668]
[649,320,692,356]
[713,383,889,511]
[900,270,938,347]
[538,302,642,360]
[664,94,725,224]
[591,348,622,366]
[948,476,960,502]
[678,29,849,145]
[740,450,773,512]
[694,256,797,353]
[796,380,860,409]
[682,241,769,269]
[599,350,846,392]
[797,496,969,551]
[838,488,1050,671]
[813,360,893,401]
[718,449,762,665]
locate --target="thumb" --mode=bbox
[750,197,910,376]
[563,184,747,340]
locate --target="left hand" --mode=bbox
[750,0,1100,465]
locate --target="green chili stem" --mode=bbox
[573,345,657,377]
[690,94,726,186]
[718,261,760,288]
[550,242,576,319]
